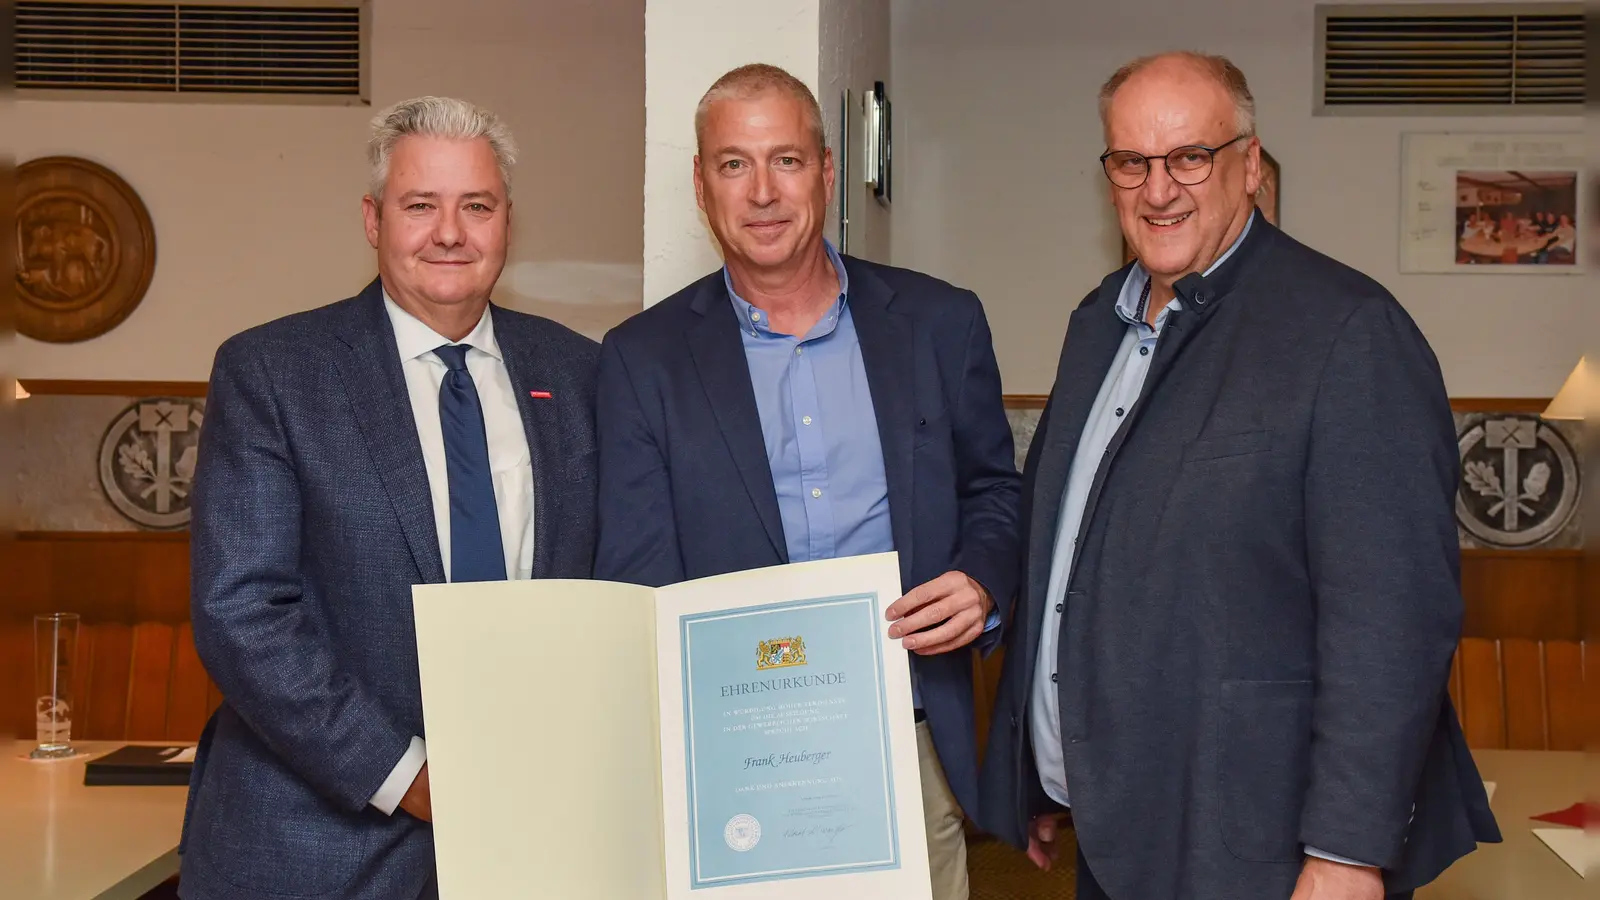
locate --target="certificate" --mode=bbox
[412,552,931,900]
[678,594,898,886]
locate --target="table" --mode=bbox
[3,740,191,900]
[1418,749,1592,899]
[1458,233,1555,261]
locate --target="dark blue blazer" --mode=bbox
[978,216,1499,899]
[179,279,600,900]
[594,255,1022,821]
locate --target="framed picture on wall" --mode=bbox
[1399,131,1584,274]
[863,81,891,207]
[1121,145,1280,265]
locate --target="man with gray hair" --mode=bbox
[179,96,601,900]
[597,63,1021,900]
[978,51,1499,899]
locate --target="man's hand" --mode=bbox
[1290,856,1384,900]
[1025,812,1070,871]
[884,571,993,655]
[399,762,432,822]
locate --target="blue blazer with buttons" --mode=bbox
[594,254,1023,822]
[179,278,600,900]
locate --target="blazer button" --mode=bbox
[918,417,926,426]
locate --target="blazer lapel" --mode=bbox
[1023,276,1127,634]
[493,306,567,579]
[687,281,788,562]
[331,279,446,584]
[845,261,916,585]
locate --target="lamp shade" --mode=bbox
[1542,358,1591,420]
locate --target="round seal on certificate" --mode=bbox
[724,814,761,852]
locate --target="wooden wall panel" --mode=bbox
[82,624,135,740]
[168,623,218,741]
[1457,638,1507,748]
[1544,642,1587,751]
[127,623,178,740]
[1,533,214,743]
[4,533,1583,753]
[1499,639,1545,749]
[1460,550,1582,641]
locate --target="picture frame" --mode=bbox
[863,81,891,207]
[1399,132,1583,275]
[1121,145,1280,265]
[837,88,851,253]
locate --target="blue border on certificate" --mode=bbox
[680,592,901,888]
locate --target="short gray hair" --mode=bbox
[695,63,825,156]
[367,96,518,202]
[1098,51,1257,139]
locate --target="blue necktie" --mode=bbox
[433,344,506,583]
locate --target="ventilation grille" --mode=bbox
[17,1,363,96]
[1319,5,1584,109]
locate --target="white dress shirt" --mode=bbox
[369,292,536,815]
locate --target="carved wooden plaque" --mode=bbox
[16,156,157,343]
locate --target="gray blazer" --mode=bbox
[978,216,1500,899]
[178,279,600,900]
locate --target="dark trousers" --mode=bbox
[1074,845,1414,900]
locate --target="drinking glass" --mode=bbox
[32,612,80,759]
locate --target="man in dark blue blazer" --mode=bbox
[595,64,1021,900]
[179,98,600,900]
[977,52,1498,900]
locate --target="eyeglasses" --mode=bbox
[1099,135,1247,189]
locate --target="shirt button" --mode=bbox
[802,415,813,426]
[751,311,761,321]
[1115,407,1124,417]
[1051,673,1058,683]
[811,487,822,498]
[1055,603,1063,613]
[796,347,804,356]
[1140,346,1150,356]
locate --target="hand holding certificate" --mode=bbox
[412,552,931,900]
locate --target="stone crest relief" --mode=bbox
[1455,413,1580,549]
[98,398,205,530]
[16,156,157,343]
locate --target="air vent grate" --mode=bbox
[1318,4,1584,111]
[17,1,363,96]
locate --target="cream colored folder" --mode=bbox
[413,552,931,900]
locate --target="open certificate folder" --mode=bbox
[412,552,932,900]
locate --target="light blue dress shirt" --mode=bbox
[1027,215,1371,868]
[725,240,1000,709]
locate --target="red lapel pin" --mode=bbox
[528,390,553,399]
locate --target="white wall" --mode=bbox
[643,0,821,305]
[15,0,644,380]
[642,0,891,307]
[890,0,1583,397]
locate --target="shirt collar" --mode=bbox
[1116,208,1257,328]
[382,288,503,363]
[725,238,850,339]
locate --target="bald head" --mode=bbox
[1099,51,1255,141]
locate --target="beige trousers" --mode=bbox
[916,720,969,900]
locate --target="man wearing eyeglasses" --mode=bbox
[976,51,1499,900]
